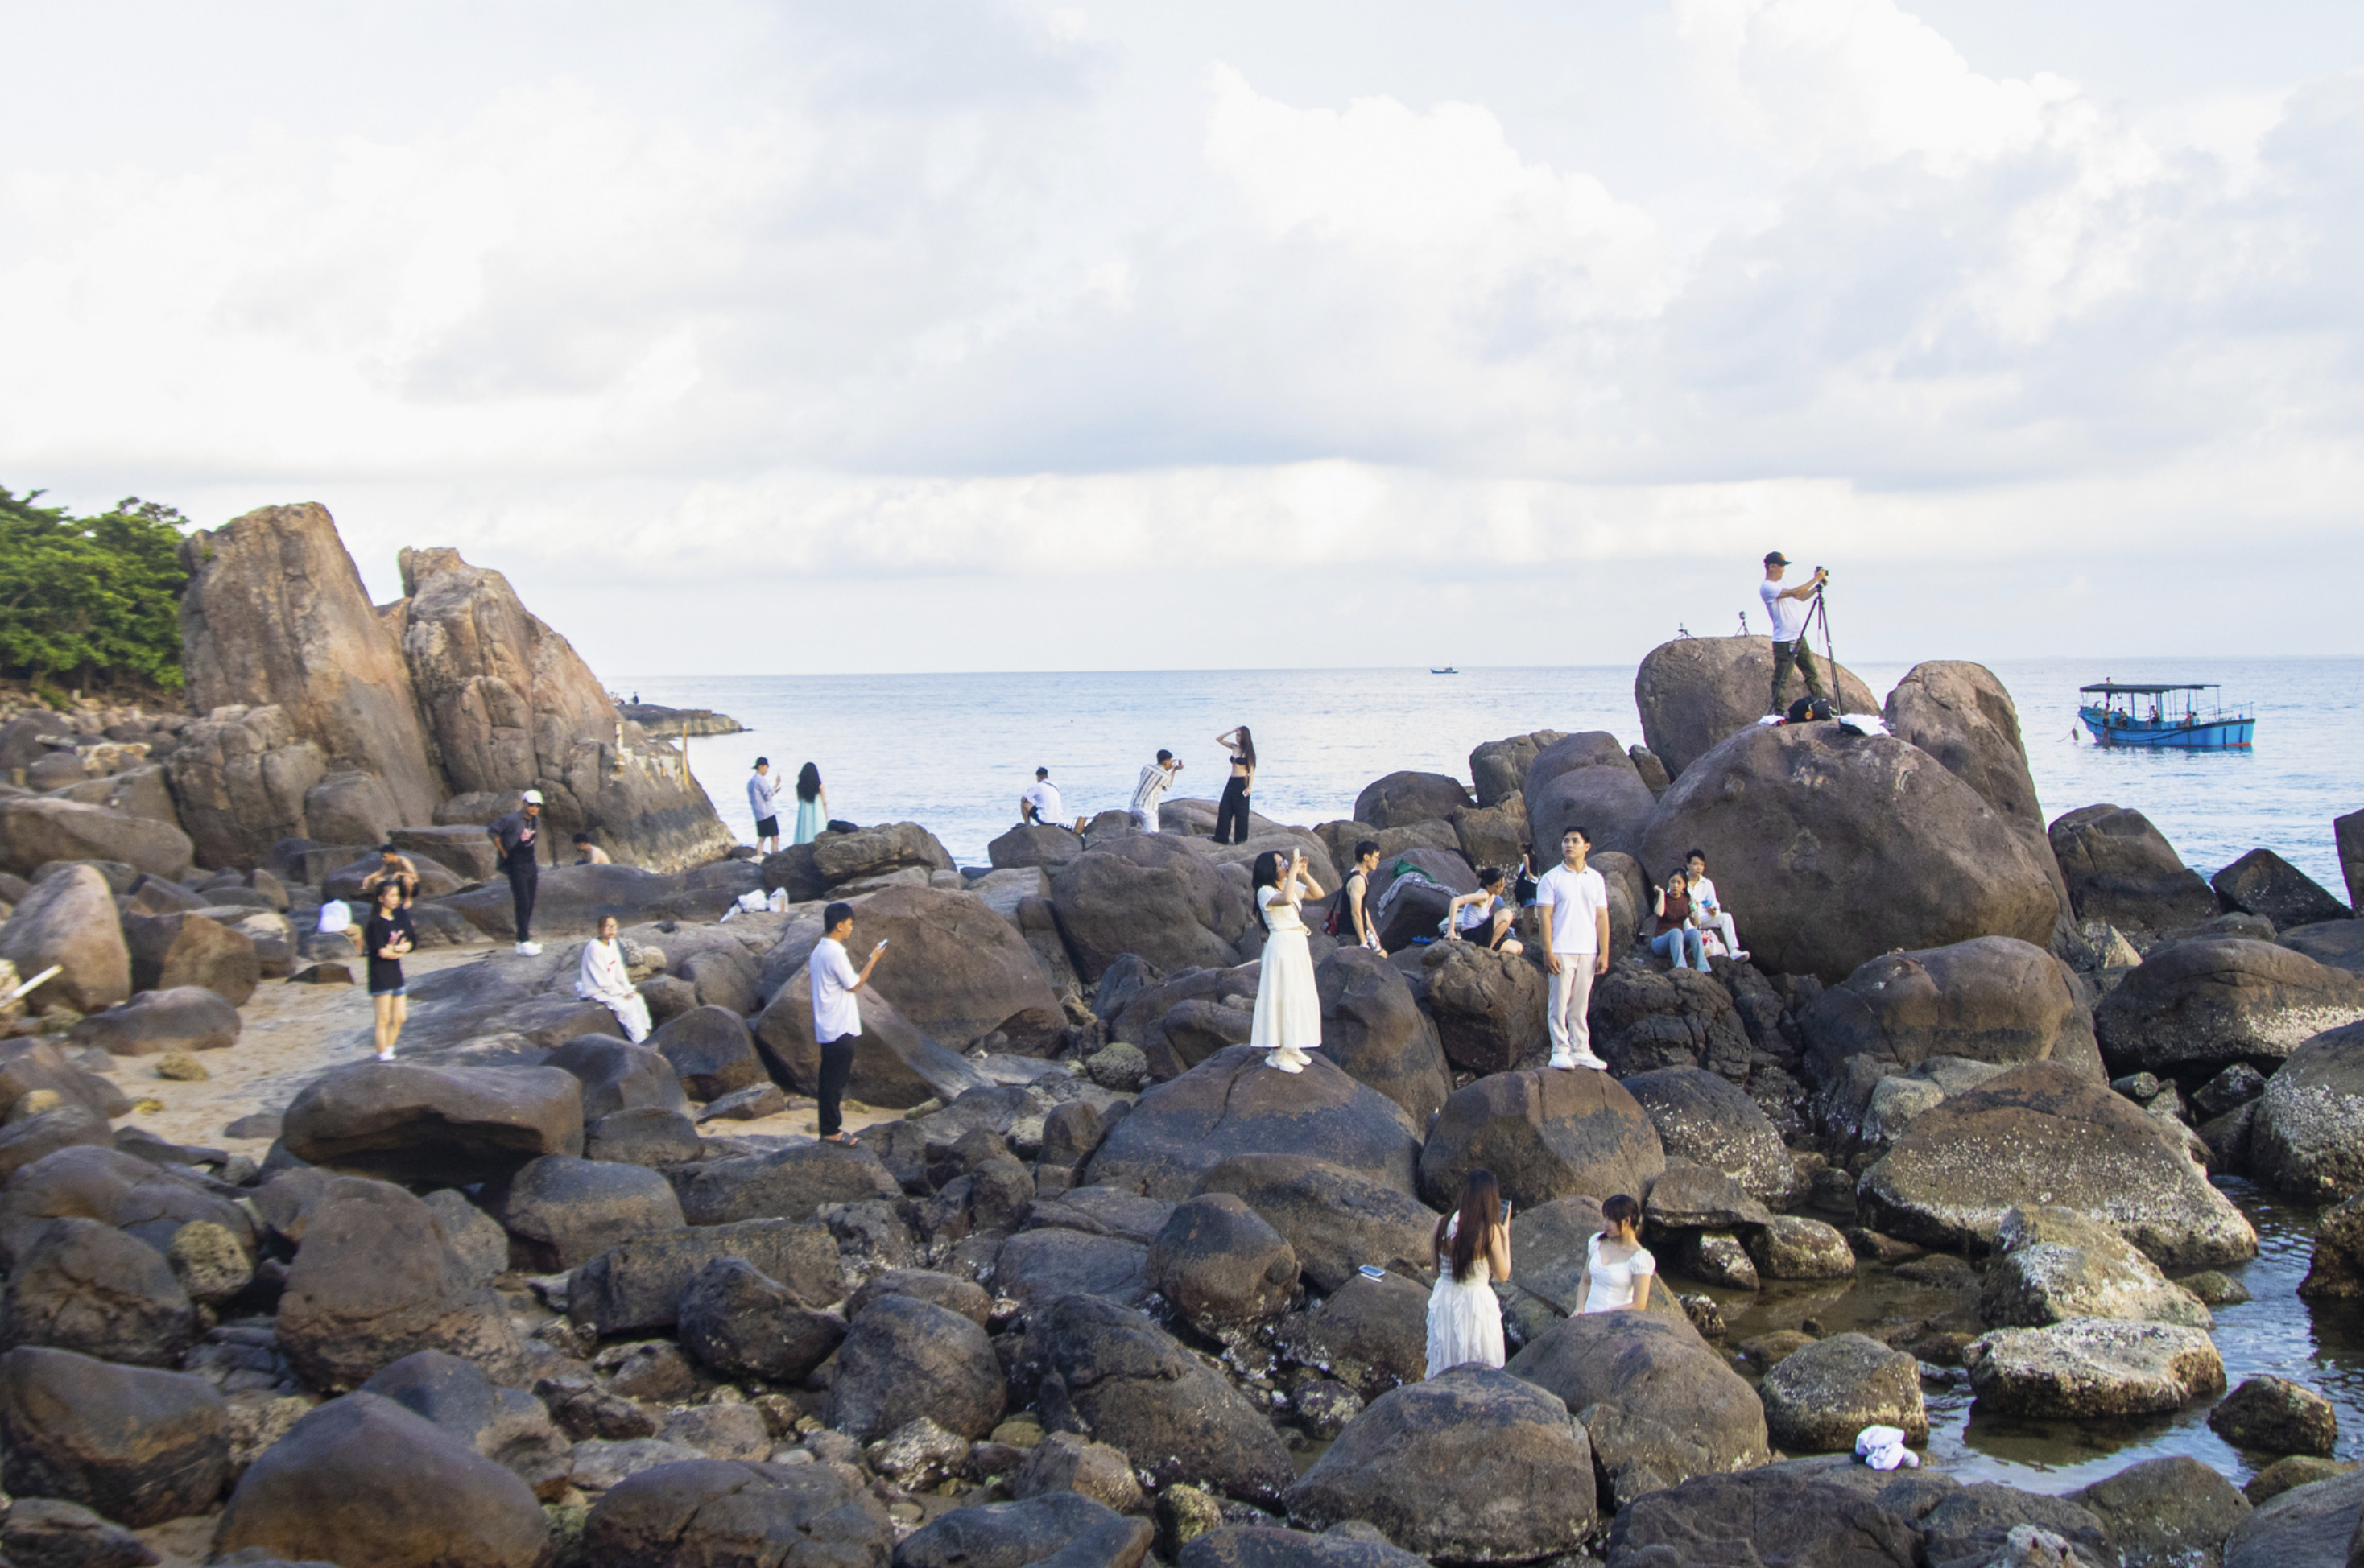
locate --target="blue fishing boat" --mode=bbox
[2078,682,2254,749]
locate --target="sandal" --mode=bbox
[824,1132,860,1146]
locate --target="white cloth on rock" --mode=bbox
[576,937,651,1044]
[1425,1215,1506,1379]
[1854,1425,1920,1471]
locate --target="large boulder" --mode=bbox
[1314,947,1452,1123]
[1618,1067,1795,1205]
[1180,1527,1430,1568]
[836,885,1064,1047]
[1633,635,1881,779]
[214,1392,550,1568]
[1756,1333,1926,1452]
[1354,773,1475,831]
[543,1035,692,1121]
[1506,1308,1768,1504]
[161,706,332,870]
[1271,1272,1428,1401]
[1283,1368,1597,1560]
[1417,1069,1665,1211]
[2216,849,2352,933]
[2221,1467,2364,1568]
[1406,941,1547,1077]
[68,987,242,1057]
[1147,1194,1298,1334]
[1523,735,1655,860]
[0,798,192,882]
[2250,1022,2364,1201]
[282,1062,584,1183]
[1603,1468,1918,1568]
[1883,661,2068,914]
[1,1144,254,1262]
[2074,1456,2253,1568]
[2,1216,196,1366]
[828,1294,1005,1442]
[993,1228,1152,1312]
[1192,1153,1440,1293]
[1979,1205,2213,1329]
[177,504,445,830]
[1022,1294,1294,1501]
[677,1258,845,1384]
[1858,1063,2255,1269]
[1084,1046,1421,1201]
[896,1492,1151,1568]
[567,1219,841,1338]
[2283,919,2364,976]
[121,911,259,1005]
[0,1346,229,1528]
[393,545,734,872]
[989,823,1086,871]
[754,976,990,1111]
[763,820,955,902]
[676,1141,903,1226]
[1366,848,1480,953]
[1470,731,1567,808]
[647,1006,763,1102]
[1800,936,2100,1083]
[275,1177,527,1389]
[1050,837,1246,982]
[2095,939,2364,1077]
[582,1458,894,1568]
[1965,1319,2225,1417]
[1638,722,2059,981]
[357,1349,572,1500]
[492,1154,685,1270]
[2049,804,2220,937]
[0,866,130,1012]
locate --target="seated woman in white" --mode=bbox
[576,914,652,1043]
[1573,1193,1655,1314]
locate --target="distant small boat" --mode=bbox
[2078,682,2254,749]
[1430,666,1459,675]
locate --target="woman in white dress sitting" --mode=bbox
[1574,1193,1656,1314]
[576,914,652,1043]
[1249,848,1325,1072]
[1426,1169,1511,1377]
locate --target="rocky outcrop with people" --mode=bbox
[2,623,2361,1568]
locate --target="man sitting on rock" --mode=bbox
[1019,767,1085,835]
[1130,749,1183,832]
[1684,848,1747,962]
[487,790,545,957]
[1759,551,1829,715]
[572,831,612,865]
[358,844,419,908]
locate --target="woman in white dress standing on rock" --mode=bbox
[1427,1169,1511,1377]
[1249,848,1324,1072]
[1574,1193,1656,1314]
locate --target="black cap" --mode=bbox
[754,757,768,767]
[1763,551,1791,567]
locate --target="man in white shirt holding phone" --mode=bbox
[808,901,887,1145]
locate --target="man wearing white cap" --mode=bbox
[487,790,547,955]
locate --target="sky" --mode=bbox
[6,0,2364,674]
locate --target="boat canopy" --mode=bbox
[2078,683,2221,695]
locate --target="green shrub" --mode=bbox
[0,486,191,691]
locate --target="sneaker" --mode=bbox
[1547,1054,1577,1071]
[1567,1052,1609,1071]
[517,941,543,956]
[1734,950,1751,962]
[376,1052,395,1063]
[1266,1054,1305,1074]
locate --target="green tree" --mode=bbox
[0,486,191,691]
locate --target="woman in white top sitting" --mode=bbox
[576,914,652,1043]
[1248,848,1325,1072]
[1573,1193,1656,1314]
[1426,1168,1511,1378]
[1444,867,1523,955]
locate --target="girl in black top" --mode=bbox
[363,880,416,1062]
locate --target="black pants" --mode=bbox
[508,862,539,943]
[817,1032,858,1137]
[1214,776,1252,844]
[1769,635,1825,714]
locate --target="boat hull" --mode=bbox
[2079,707,2254,749]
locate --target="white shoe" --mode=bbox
[1266,1052,1306,1074]
[517,941,543,956]
[1568,1052,1609,1071]
[1548,1054,1577,1071]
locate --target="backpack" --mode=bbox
[1325,871,1362,938]
[1786,694,1834,724]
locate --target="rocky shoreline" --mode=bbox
[618,704,747,738]
[0,505,2360,1568]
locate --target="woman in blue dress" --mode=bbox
[792,762,829,844]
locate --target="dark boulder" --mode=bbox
[1469,731,1568,809]
[2215,849,2350,933]
[1271,1272,1428,1401]
[491,1153,685,1270]
[1,1144,256,1261]
[583,1107,703,1167]
[2096,938,2364,1077]
[1632,635,1883,779]
[582,1458,894,1568]
[847,1268,993,1327]
[432,861,759,941]
[677,1257,845,1383]
[68,987,242,1057]
[1181,1527,1426,1568]
[1192,1153,1438,1293]
[2250,1022,2364,1202]
[1023,1294,1293,1501]
[2209,1375,2341,1457]
[0,1345,229,1528]
[0,866,130,1013]
[763,820,954,900]
[1084,1046,1420,1201]
[993,1228,1151,1311]
[2283,919,2364,976]
[1584,963,1752,1079]
[829,1292,1005,1442]
[1638,723,2059,982]
[567,1219,840,1337]
[0,1496,161,1568]
[1313,947,1451,1123]
[1050,838,1246,983]
[1506,1308,1767,1504]
[852,884,1066,1047]
[990,823,1087,870]
[1147,1194,1298,1334]
[1620,1067,1795,1204]
[754,972,991,1111]
[1283,1368,1596,1561]
[1859,1063,2254,1269]
[1800,936,2102,1088]
[0,798,193,882]
[357,1348,572,1500]
[2221,1467,2364,1568]
[648,1005,763,1102]
[1524,738,1655,861]
[1407,941,1546,1076]
[1965,1319,2225,1418]
[895,1492,1151,1568]
[1603,1467,1917,1568]
[1354,773,1475,831]
[1366,848,1478,953]
[281,1062,584,1184]
[213,1392,551,1568]
[2073,1455,2251,1568]
[2,1216,196,1366]
[1417,1068,1665,1211]
[1918,1484,2115,1568]
[121,911,259,1006]
[1757,1332,1926,1451]
[2049,804,2219,937]
[543,1036,692,1122]
[676,1140,903,1226]
[1883,661,2069,919]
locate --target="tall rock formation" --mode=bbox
[177,505,445,826]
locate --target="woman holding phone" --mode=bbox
[1248,846,1324,1071]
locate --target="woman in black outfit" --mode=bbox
[1213,726,1257,844]
[363,879,417,1062]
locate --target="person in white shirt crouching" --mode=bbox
[1019,767,1086,835]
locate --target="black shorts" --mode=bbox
[754,815,779,838]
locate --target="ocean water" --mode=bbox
[630,656,2361,895]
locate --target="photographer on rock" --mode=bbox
[1759,551,1829,716]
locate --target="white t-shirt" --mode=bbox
[808,937,862,1042]
[1688,874,1721,915]
[1760,578,1808,643]
[1581,1233,1657,1313]
[1022,780,1064,822]
[748,771,780,820]
[1536,864,1609,955]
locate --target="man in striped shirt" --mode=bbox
[1130,750,1183,832]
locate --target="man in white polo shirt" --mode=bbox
[808,900,886,1145]
[1536,826,1612,1071]
[1019,767,1084,834]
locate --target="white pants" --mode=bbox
[1130,810,1159,833]
[1547,958,1598,1061]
